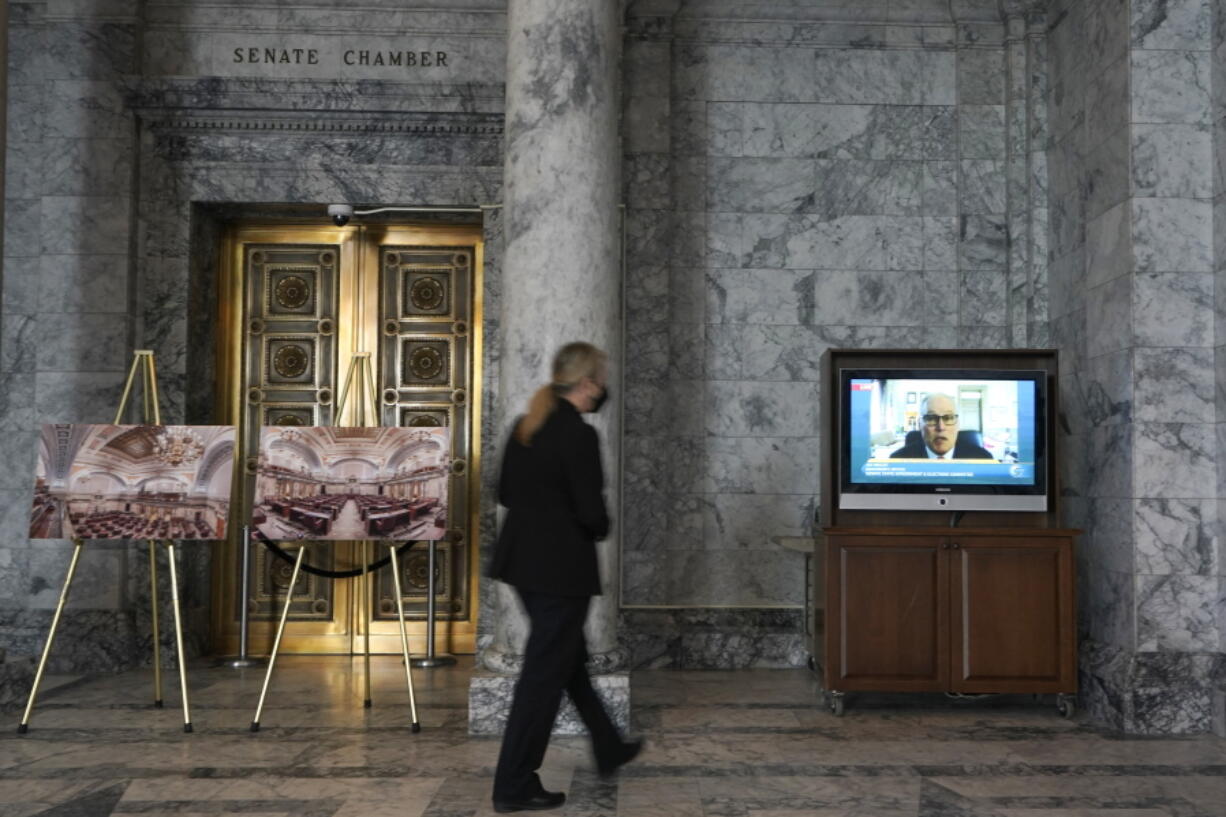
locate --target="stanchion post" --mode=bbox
[362,540,371,708]
[411,540,455,668]
[217,525,264,668]
[148,540,163,707]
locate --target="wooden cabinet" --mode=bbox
[823,527,1076,712]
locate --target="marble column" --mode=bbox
[1049,0,1221,734]
[469,0,627,735]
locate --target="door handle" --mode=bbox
[950,542,960,549]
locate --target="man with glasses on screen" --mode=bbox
[890,393,995,460]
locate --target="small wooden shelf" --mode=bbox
[817,350,1077,716]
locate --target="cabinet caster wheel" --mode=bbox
[826,692,845,717]
[1056,695,1076,719]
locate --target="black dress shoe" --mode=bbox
[492,790,566,813]
[597,738,644,778]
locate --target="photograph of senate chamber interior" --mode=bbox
[252,426,449,542]
[2,0,1226,815]
[29,424,235,541]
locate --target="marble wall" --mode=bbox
[1214,0,1226,729]
[617,1,1047,664]
[0,0,506,674]
[1048,0,1224,733]
[0,0,143,674]
[4,0,1222,734]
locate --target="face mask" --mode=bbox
[591,385,609,413]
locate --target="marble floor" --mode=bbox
[3,657,1226,816]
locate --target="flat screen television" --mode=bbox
[838,368,1048,512]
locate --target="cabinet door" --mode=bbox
[826,535,948,691]
[949,536,1075,693]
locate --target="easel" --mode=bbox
[250,353,421,732]
[19,350,194,734]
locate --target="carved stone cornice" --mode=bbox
[142,112,504,137]
[997,0,1047,18]
[627,0,1048,24]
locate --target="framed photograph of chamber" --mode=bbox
[30,424,237,540]
[251,426,450,542]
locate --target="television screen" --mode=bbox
[839,368,1047,511]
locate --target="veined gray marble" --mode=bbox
[1133,198,1214,273]
[959,271,1008,325]
[1131,0,1213,50]
[676,43,820,103]
[33,314,128,373]
[705,269,815,325]
[1085,201,1131,289]
[1087,423,1134,500]
[812,49,956,105]
[960,105,1007,159]
[0,608,139,674]
[483,0,625,721]
[702,493,813,550]
[1084,348,1133,427]
[34,372,126,424]
[707,157,815,213]
[622,549,805,607]
[1131,49,1212,125]
[1133,348,1215,425]
[924,216,959,269]
[709,213,928,270]
[1133,272,1213,347]
[958,214,1008,270]
[1137,574,1220,652]
[0,653,35,711]
[1086,129,1131,221]
[1087,568,1136,650]
[705,381,819,437]
[40,196,131,255]
[702,436,819,495]
[960,159,1007,214]
[712,103,957,160]
[1133,124,1213,199]
[808,160,931,218]
[812,269,952,327]
[35,255,129,313]
[1133,422,1216,500]
[1087,497,1135,574]
[468,670,630,735]
[45,81,131,139]
[1085,275,1132,359]
[958,48,1005,104]
[1135,498,1217,575]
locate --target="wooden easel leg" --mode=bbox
[388,543,420,732]
[148,541,164,708]
[251,546,306,732]
[362,541,371,708]
[18,542,84,734]
[164,542,193,732]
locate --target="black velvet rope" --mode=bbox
[260,538,421,579]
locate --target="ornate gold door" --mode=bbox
[212,223,482,655]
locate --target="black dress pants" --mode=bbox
[492,589,622,800]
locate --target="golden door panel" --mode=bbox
[212,223,482,656]
[372,244,474,629]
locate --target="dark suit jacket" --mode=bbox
[890,441,996,460]
[487,399,609,597]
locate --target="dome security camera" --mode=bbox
[327,204,354,227]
